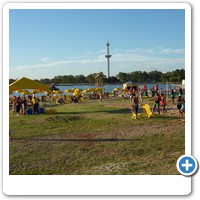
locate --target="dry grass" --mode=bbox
[9,98,185,175]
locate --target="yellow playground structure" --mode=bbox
[142,104,153,118]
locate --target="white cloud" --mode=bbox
[113,47,185,55]
[10,47,185,79]
[160,48,185,55]
[113,48,141,53]
[39,57,50,62]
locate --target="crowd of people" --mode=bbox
[129,86,185,119]
[10,95,40,116]
[10,86,185,119]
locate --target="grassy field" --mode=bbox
[9,97,185,175]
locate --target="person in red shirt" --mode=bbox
[160,93,167,114]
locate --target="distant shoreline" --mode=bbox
[56,82,182,86]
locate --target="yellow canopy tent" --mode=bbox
[30,90,39,94]
[9,77,50,93]
[113,87,121,91]
[86,88,95,92]
[21,90,31,95]
[16,89,25,93]
[64,89,75,93]
[74,88,82,93]
[82,88,94,93]
[121,88,129,93]
[52,90,63,94]
[94,88,103,92]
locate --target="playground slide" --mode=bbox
[142,104,153,118]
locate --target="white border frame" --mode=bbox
[3,2,191,195]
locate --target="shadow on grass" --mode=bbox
[101,108,130,114]
[38,109,181,122]
[46,108,131,115]
[11,137,141,143]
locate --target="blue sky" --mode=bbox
[9,9,185,79]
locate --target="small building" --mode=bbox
[123,81,138,91]
[95,72,104,88]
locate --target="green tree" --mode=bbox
[129,71,143,82]
[86,73,97,83]
[9,79,16,84]
[148,70,162,82]
[51,76,61,84]
[75,74,86,83]
[105,76,120,83]
[67,75,76,83]
[117,72,128,82]
[169,77,178,82]
[40,78,51,84]
[141,71,150,82]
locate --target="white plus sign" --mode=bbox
[182,159,193,171]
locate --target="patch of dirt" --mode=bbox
[113,119,185,138]
[92,162,127,174]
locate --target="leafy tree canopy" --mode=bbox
[9,69,185,85]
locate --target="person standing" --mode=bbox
[152,92,161,115]
[21,96,27,115]
[160,93,167,114]
[130,93,139,119]
[171,89,175,104]
[10,96,17,116]
[177,95,183,117]
[99,91,103,103]
[179,88,183,97]
[180,98,185,117]
[15,96,21,116]
[32,97,39,114]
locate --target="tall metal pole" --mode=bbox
[105,42,112,78]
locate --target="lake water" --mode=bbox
[11,82,179,97]
[57,83,177,93]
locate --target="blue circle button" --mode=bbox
[177,155,198,176]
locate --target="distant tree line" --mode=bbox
[117,69,185,83]
[9,69,185,85]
